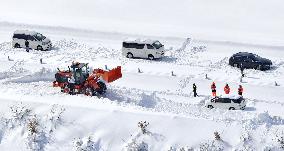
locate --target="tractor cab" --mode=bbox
[70,62,90,84]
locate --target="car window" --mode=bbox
[215,98,223,103]
[232,98,242,104]
[222,98,231,103]
[147,44,154,49]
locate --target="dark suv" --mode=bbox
[229,52,272,70]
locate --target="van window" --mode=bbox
[152,41,163,49]
[28,35,36,41]
[123,42,129,48]
[147,44,154,49]
[136,44,145,49]
[13,34,25,39]
[123,42,137,48]
[34,33,46,41]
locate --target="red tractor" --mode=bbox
[53,62,122,96]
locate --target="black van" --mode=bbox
[229,52,272,70]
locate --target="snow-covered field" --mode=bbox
[0,0,284,150]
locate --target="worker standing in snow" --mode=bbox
[240,64,245,77]
[224,84,230,94]
[193,83,198,97]
[68,75,76,95]
[211,82,217,97]
[25,40,29,52]
[238,85,243,96]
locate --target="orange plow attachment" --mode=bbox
[102,66,122,83]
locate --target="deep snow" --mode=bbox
[0,0,284,150]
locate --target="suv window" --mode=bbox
[147,44,154,49]
[234,56,242,62]
[243,57,252,62]
[136,44,145,49]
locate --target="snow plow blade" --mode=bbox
[102,66,122,83]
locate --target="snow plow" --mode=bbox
[53,62,122,96]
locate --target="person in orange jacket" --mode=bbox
[224,84,230,94]
[238,85,243,95]
[211,82,217,97]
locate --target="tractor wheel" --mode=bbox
[63,87,70,94]
[85,87,94,96]
[95,81,107,95]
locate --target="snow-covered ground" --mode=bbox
[0,0,284,150]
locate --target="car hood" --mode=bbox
[258,58,272,65]
[43,38,51,43]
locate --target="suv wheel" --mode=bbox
[207,105,213,109]
[229,107,235,110]
[37,45,43,51]
[148,54,154,60]
[126,53,133,58]
[14,43,20,48]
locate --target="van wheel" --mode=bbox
[148,54,154,60]
[14,43,20,48]
[37,45,43,51]
[229,107,235,110]
[126,53,133,58]
[207,105,213,109]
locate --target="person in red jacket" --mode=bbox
[224,84,230,94]
[211,82,217,97]
[238,85,243,95]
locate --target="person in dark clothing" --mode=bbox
[240,64,245,77]
[25,40,29,52]
[68,76,76,95]
[193,83,198,97]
